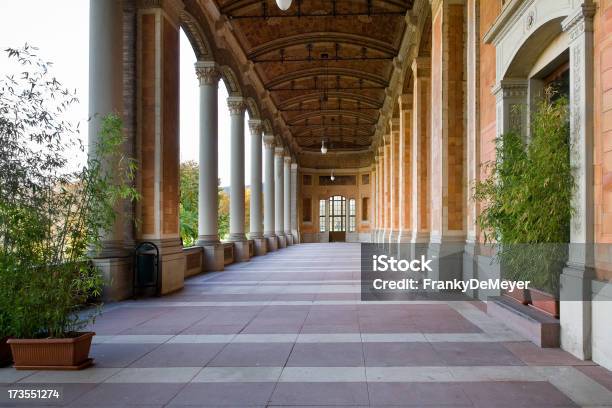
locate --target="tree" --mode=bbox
[179,161,198,247]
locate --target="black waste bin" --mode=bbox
[133,242,160,297]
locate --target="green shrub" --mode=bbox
[0,45,138,338]
[474,92,574,296]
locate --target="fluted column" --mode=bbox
[263,134,278,251]
[227,96,249,261]
[275,147,287,248]
[195,61,224,271]
[283,155,293,245]
[290,162,299,243]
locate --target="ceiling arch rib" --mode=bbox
[221,0,411,16]
[248,32,397,60]
[291,125,374,138]
[279,91,382,110]
[287,109,378,126]
[265,67,388,90]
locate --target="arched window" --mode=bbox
[328,195,346,232]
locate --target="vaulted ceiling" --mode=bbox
[214,0,412,156]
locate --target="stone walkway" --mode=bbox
[2,243,612,407]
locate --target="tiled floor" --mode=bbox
[1,243,612,407]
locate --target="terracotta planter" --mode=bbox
[0,337,12,367]
[503,287,531,305]
[529,288,560,318]
[7,332,95,370]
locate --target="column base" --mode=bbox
[145,238,185,295]
[277,234,287,248]
[292,230,300,244]
[426,237,464,283]
[285,233,294,246]
[252,237,267,256]
[201,242,225,272]
[265,235,278,252]
[396,231,412,258]
[232,240,251,263]
[560,263,593,360]
[94,257,133,302]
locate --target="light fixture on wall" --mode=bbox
[276,0,292,10]
[321,140,328,155]
[330,169,335,182]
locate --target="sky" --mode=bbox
[0,0,249,187]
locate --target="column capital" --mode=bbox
[138,0,184,25]
[195,61,221,86]
[492,79,528,101]
[411,57,431,78]
[263,133,276,148]
[389,118,400,132]
[284,155,292,164]
[291,163,298,171]
[398,94,413,110]
[248,119,263,136]
[274,146,285,156]
[227,96,247,115]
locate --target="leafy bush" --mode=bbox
[474,92,574,296]
[0,45,138,338]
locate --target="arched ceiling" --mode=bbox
[212,0,411,152]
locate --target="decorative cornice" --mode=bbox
[562,3,596,40]
[227,96,247,115]
[195,61,220,86]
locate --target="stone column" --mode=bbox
[560,4,596,361]
[227,96,249,262]
[383,136,391,249]
[195,61,224,271]
[275,147,287,248]
[88,0,132,300]
[248,119,266,256]
[428,0,466,280]
[397,94,413,256]
[283,155,293,245]
[411,58,431,253]
[376,146,385,244]
[371,162,377,243]
[290,162,299,243]
[135,0,185,294]
[263,134,278,251]
[464,0,481,297]
[389,118,400,249]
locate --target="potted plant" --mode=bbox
[0,46,138,369]
[474,90,573,317]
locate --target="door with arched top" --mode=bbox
[328,195,346,242]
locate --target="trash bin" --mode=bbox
[133,242,160,297]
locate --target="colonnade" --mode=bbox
[371,1,465,261]
[194,63,299,270]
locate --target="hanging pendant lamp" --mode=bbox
[276,0,292,11]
